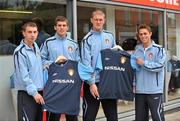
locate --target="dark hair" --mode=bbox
[54,16,69,26]
[122,38,137,51]
[32,17,44,31]
[21,22,37,31]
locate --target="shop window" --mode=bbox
[167,13,180,101]
[0,0,66,55]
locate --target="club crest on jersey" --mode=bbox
[68,46,73,52]
[104,38,109,44]
[68,68,74,76]
[105,57,110,61]
[148,53,153,60]
[120,57,126,64]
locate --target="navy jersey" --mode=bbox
[43,60,94,115]
[96,49,134,101]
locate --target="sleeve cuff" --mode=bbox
[26,84,38,96]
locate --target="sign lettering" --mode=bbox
[113,0,180,11]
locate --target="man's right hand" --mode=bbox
[34,93,45,105]
[90,84,100,99]
[55,55,67,63]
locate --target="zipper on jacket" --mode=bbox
[156,73,158,86]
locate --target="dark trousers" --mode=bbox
[135,94,165,121]
[83,82,118,121]
[47,113,78,121]
[18,91,42,121]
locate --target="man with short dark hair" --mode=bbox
[132,24,166,121]
[41,16,79,121]
[12,22,44,121]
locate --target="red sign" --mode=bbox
[113,0,180,11]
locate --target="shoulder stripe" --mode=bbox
[81,33,93,59]
[14,45,25,70]
[67,38,77,44]
[144,65,164,70]
[152,45,164,58]
[82,33,93,47]
[83,33,93,41]
[46,36,56,41]
[40,37,56,51]
[19,45,26,59]
[46,38,56,48]
[45,38,56,57]
[103,30,113,35]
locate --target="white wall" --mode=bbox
[176,15,180,58]
[106,6,116,40]
[0,56,16,121]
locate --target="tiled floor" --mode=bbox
[163,108,180,121]
[61,108,180,121]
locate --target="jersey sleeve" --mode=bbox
[80,39,91,67]
[15,51,38,96]
[130,54,140,71]
[95,52,103,71]
[43,68,48,85]
[143,48,166,72]
[75,46,81,61]
[40,41,53,66]
[78,62,95,84]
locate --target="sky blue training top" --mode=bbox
[81,29,116,84]
[12,40,44,96]
[131,41,166,94]
[40,33,80,66]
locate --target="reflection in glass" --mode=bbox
[0,40,16,55]
[167,13,180,101]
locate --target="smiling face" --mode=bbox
[91,10,105,32]
[137,25,152,48]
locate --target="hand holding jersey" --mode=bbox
[40,16,80,121]
[12,22,44,121]
[43,60,95,115]
[81,9,118,121]
[34,93,45,104]
[95,49,134,100]
[55,55,67,63]
[133,24,166,121]
[111,45,123,51]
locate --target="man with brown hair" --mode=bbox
[12,22,44,121]
[132,24,166,121]
[41,16,80,121]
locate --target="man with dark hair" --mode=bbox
[41,16,80,121]
[122,38,137,51]
[132,24,166,121]
[12,22,44,121]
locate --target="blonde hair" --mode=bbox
[91,9,105,18]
